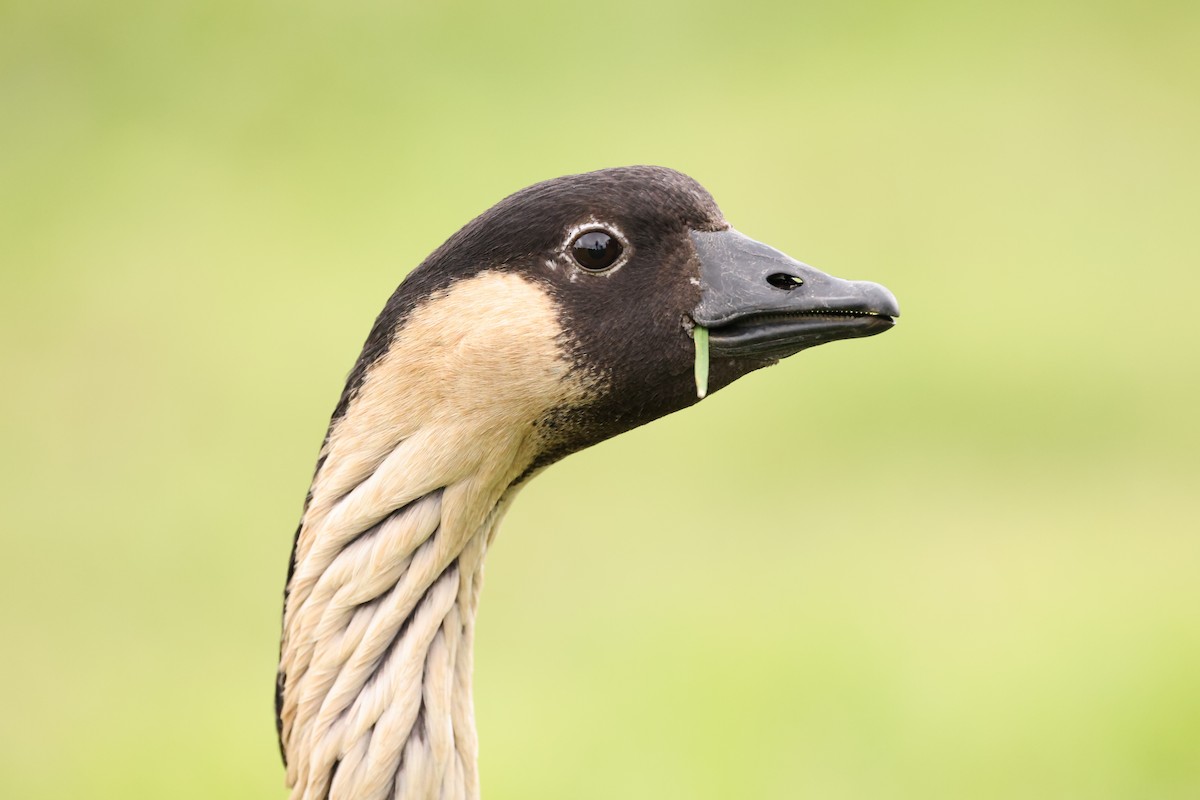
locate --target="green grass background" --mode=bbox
[2,1,1198,797]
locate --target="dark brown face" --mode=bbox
[332,165,899,468]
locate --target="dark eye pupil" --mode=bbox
[571,230,621,271]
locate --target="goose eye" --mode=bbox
[570,230,622,271]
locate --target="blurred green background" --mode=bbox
[2,0,1198,797]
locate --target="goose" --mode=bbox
[276,165,899,800]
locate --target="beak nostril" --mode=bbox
[766,272,804,290]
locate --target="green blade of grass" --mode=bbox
[694,325,709,399]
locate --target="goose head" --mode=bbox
[278,165,899,800]
[334,165,897,469]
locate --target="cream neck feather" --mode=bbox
[278,272,594,800]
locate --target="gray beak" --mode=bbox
[690,229,900,358]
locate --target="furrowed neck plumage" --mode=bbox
[278,271,595,800]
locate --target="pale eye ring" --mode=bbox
[570,229,622,271]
